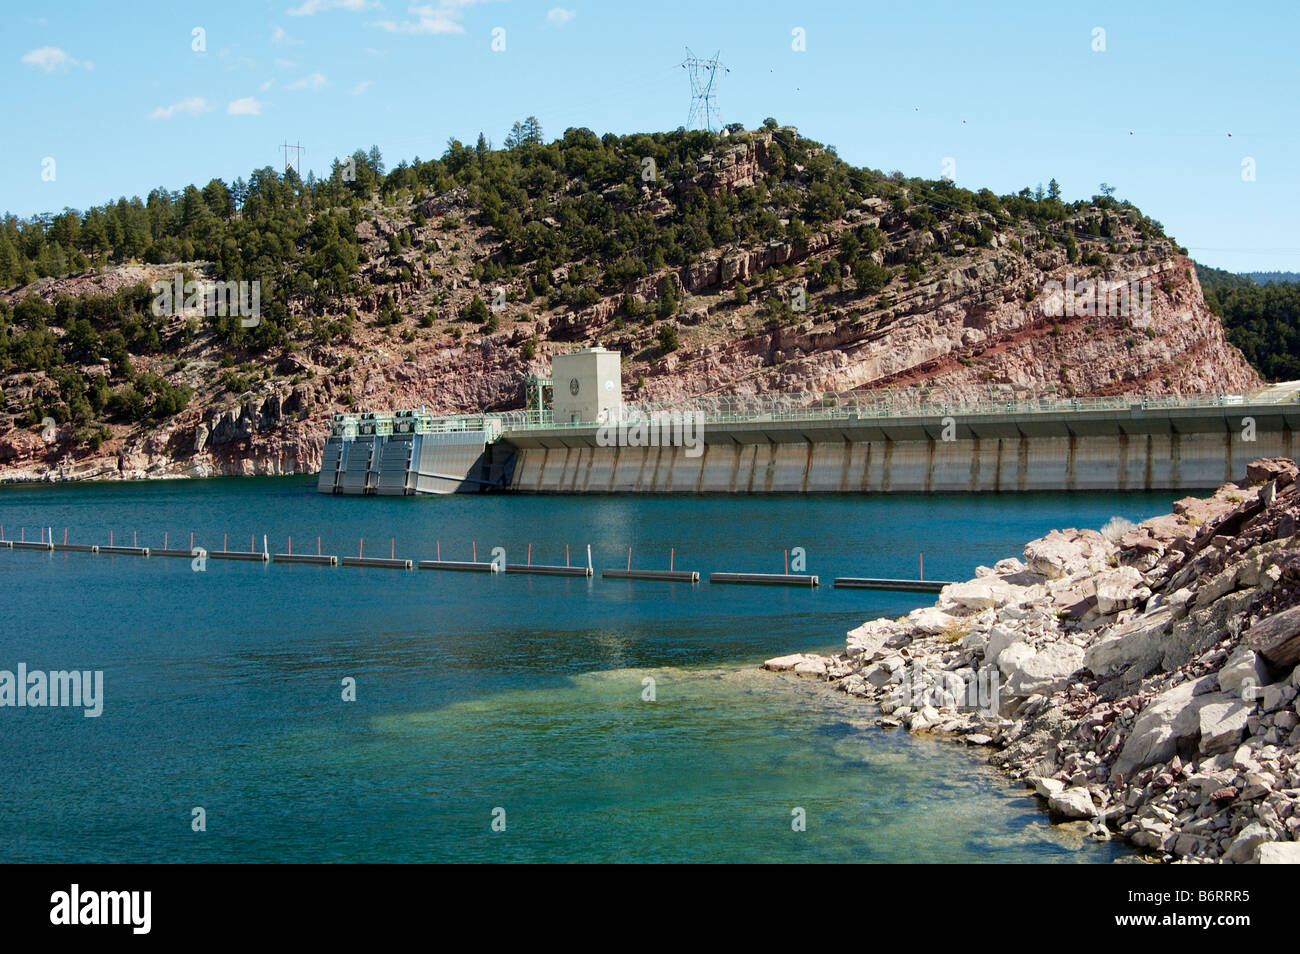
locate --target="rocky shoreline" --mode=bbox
[766,457,1300,863]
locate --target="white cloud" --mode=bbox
[373,1,489,35]
[288,0,379,15]
[274,57,298,69]
[228,97,264,116]
[21,46,93,72]
[289,71,328,89]
[546,7,576,26]
[260,78,276,91]
[351,80,374,95]
[271,26,288,43]
[149,97,209,120]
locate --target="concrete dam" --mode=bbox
[317,348,1300,496]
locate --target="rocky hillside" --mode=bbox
[767,458,1300,863]
[0,123,1261,481]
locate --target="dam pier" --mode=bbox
[316,348,1300,496]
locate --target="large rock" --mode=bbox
[1198,699,1252,755]
[939,580,999,611]
[1194,565,1239,610]
[846,618,907,657]
[907,606,963,636]
[1094,566,1145,615]
[1030,776,1066,798]
[1023,532,1089,580]
[1255,842,1300,864]
[1236,539,1291,586]
[1224,822,1273,863]
[940,577,1029,612]
[996,641,1036,680]
[864,659,902,688]
[793,656,828,677]
[909,705,942,732]
[1262,680,1297,712]
[1114,678,1218,777]
[1047,786,1098,819]
[1245,457,1298,486]
[1245,605,1300,668]
[1051,582,1096,617]
[985,624,1027,665]
[763,653,821,673]
[1217,646,1270,698]
[1002,642,1085,699]
[1083,606,1173,676]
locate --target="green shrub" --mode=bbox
[657,324,679,352]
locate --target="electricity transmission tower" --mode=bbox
[680,49,728,132]
[279,140,305,176]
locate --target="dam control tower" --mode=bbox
[550,347,623,425]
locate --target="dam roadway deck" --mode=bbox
[497,384,1300,494]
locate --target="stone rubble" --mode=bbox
[765,456,1300,863]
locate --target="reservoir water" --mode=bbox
[0,478,1174,862]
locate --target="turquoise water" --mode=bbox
[0,479,1173,862]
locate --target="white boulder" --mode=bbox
[1224,822,1273,864]
[909,705,942,732]
[996,641,1036,681]
[1255,842,1300,864]
[764,653,820,673]
[907,606,963,635]
[1023,532,1089,580]
[1218,646,1270,698]
[940,577,1029,612]
[985,624,1027,665]
[846,618,907,657]
[1094,566,1145,615]
[1048,786,1098,819]
[1031,776,1066,798]
[793,657,828,677]
[1002,642,1085,699]
[940,580,1000,611]
[1114,679,1211,776]
[1198,699,1252,755]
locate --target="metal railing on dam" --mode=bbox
[495,382,1300,494]
[493,383,1300,433]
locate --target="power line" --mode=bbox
[680,48,728,132]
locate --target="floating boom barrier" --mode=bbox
[0,528,951,595]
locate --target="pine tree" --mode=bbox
[0,235,18,284]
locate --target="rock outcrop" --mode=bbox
[767,457,1300,863]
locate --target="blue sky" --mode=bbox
[3,0,1297,272]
